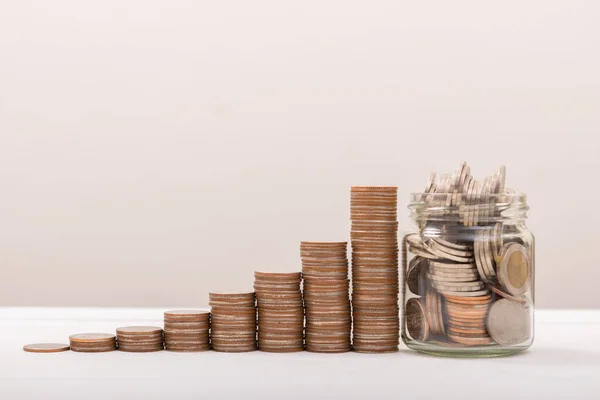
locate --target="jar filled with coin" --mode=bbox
[402,163,534,357]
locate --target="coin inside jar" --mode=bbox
[405,298,429,341]
[487,299,531,345]
[498,243,530,296]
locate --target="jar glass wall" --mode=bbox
[401,186,535,358]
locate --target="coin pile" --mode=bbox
[163,310,210,352]
[254,272,304,352]
[418,162,510,227]
[404,163,533,348]
[209,292,257,352]
[69,333,117,352]
[116,326,164,352]
[300,241,351,353]
[350,186,399,353]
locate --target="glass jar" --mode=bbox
[401,191,534,357]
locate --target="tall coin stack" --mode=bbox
[163,310,210,352]
[300,242,351,353]
[254,272,304,353]
[209,292,257,352]
[350,186,400,353]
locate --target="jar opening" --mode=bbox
[408,192,528,224]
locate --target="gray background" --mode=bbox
[1,0,598,308]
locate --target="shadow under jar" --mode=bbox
[402,192,534,357]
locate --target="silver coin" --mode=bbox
[465,178,476,226]
[437,288,490,297]
[475,231,494,282]
[496,166,506,194]
[428,265,478,275]
[487,299,531,345]
[457,162,470,193]
[473,180,484,226]
[427,239,473,258]
[428,266,478,277]
[427,267,478,277]
[491,223,503,262]
[474,239,488,282]
[481,229,497,278]
[407,257,428,295]
[476,230,491,280]
[429,270,477,279]
[497,242,531,296]
[426,273,479,283]
[426,290,443,335]
[435,288,445,335]
[429,261,476,269]
[430,281,484,291]
[481,176,491,220]
[409,246,440,260]
[426,241,474,263]
[466,180,475,227]
[406,234,424,248]
[451,164,461,191]
[430,237,471,251]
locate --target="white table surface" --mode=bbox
[1,308,599,399]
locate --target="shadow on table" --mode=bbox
[510,347,600,366]
[396,347,600,366]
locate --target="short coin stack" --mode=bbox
[116,326,164,352]
[209,292,257,352]
[300,241,351,353]
[350,186,400,353]
[254,272,304,352]
[163,310,210,352]
[69,333,117,352]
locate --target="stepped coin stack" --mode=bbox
[300,241,351,353]
[116,326,164,352]
[254,272,304,353]
[404,163,532,347]
[350,186,400,353]
[69,333,117,352]
[209,292,257,352]
[163,310,210,352]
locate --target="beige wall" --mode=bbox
[1,1,599,308]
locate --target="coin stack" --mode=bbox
[163,310,210,352]
[350,186,400,353]
[209,292,257,352]
[254,272,304,352]
[116,326,164,352]
[300,241,351,353]
[69,333,117,352]
[404,163,533,348]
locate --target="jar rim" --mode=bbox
[409,192,527,203]
[408,192,528,222]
